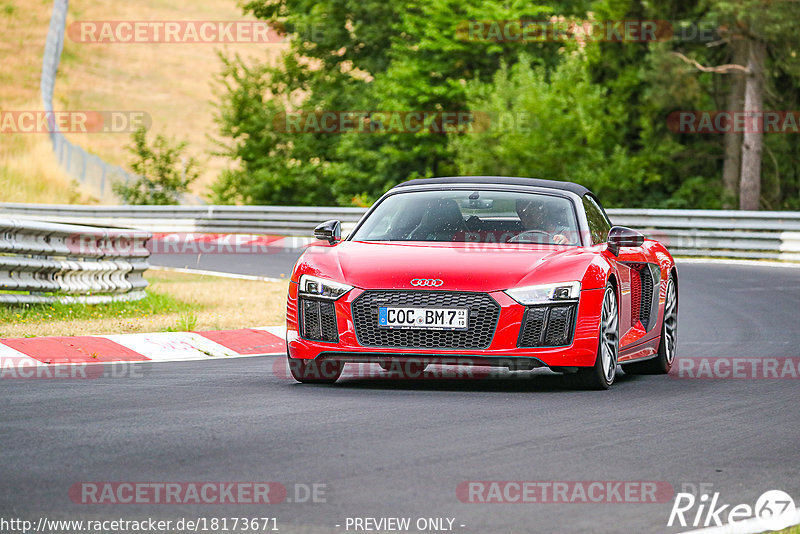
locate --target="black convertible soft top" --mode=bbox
[395,176,592,197]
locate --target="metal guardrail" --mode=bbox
[608,209,800,261]
[0,204,368,235]
[0,218,151,304]
[0,204,798,262]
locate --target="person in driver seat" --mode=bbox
[514,198,571,245]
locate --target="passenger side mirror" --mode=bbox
[314,220,342,244]
[607,226,644,256]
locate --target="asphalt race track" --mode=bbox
[150,250,303,278]
[2,262,799,533]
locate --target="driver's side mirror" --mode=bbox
[607,226,644,256]
[314,220,341,244]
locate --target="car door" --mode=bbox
[611,247,651,348]
[582,195,646,349]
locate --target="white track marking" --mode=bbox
[148,265,287,282]
[676,258,800,269]
[0,342,45,366]
[100,332,241,362]
[253,326,287,338]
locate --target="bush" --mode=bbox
[113,127,200,205]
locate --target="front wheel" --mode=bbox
[568,284,619,390]
[623,275,677,375]
[288,356,343,384]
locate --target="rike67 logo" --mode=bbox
[668,488,797,530]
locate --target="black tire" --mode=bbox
[567,284,619,390]
[287,356,343,384]
[622,275,677,375]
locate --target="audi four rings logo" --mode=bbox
[410,279,444,287]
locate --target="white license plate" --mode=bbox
[378,307,468,330]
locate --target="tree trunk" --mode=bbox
[739,39,766,210]
[722,38,747,208]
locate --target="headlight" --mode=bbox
[298,274,353,300]
[504,281,581,305]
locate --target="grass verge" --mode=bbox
[0,270,288,338]
[0,0,91,203]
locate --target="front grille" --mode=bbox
[518,307,547,347]
[299,298,339,342]
[518,304,576,348]
[351,291,500,349]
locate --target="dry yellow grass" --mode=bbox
[0,131,94,203]
[0,1,52,105]
[57,0,285,198]
[0,1,86,203]
[0,0,285,202]
[0,270,289,338]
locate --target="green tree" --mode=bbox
[452,0,800,209]
[113,128,200,205]
[645,0,800,209]
[215,0,800,209]
[450,51,669,207]
[213,0,578,205]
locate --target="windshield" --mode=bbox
[350,190,580,245]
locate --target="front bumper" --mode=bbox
[286,284,605,368]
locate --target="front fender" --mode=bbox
[511,246,614,291]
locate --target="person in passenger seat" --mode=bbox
[408,199,467,241]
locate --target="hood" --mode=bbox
[294,241,602,293]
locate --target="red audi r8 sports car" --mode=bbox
[286,176,678,389]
